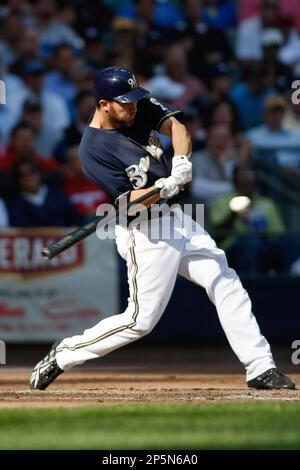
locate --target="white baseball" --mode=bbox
[229,196,251,213]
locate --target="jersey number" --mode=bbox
[125,156,150,189]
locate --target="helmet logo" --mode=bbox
[128,76,137,89]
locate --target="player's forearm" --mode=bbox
[160,116,192,157]
[129,185,160,208]
[171,120,192,158]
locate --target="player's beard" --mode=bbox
[108,107,136,128]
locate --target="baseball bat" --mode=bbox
[42,187,161,260]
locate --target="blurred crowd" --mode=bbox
[1,0,300,275]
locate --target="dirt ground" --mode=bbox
[0,345,300,406]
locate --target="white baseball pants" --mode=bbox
[56,207,275,380]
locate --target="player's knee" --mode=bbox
[132,317,157,337]
[132,324,155,337]
[204,250,237,294]
[205,250,228,284]
[125,301,162,337]
[216,248,228,266]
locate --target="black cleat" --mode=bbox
[247,368,295,390]
[30,342,63,390]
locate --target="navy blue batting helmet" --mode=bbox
[93,66,149,104]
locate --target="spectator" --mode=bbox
[57,1,77,30]
[9,27,40,76]
[203,62,232,104]
[182,106,206,152]
[230,64,275,129]
[44,43,78,120]
[283,101,300,132]
[0,123,58,171]
[54,91,95,163]
[162,44,207,108]
[0,0,35,27]
[0,58,27,149]
[106,47,135,71]
[0,12,24,66]
[181,0,233,79]
[144,43,206,107]
[260,28,292,91]
[247,95,300,169]
[208,97,252,161]
[190,123,238,206]
[238,2,300,71]
[239,0,300,31]
[62,146,109,219]
[32,0,82,57]
[109,17,137,53]
[143,75,186,103]
[7,157,82,227]
[107,18,137,71]
[278,14,300,77]
[210,162,300,274]
[207,97,241,132]
[202,0,237,32]
[20,94,73,162]
[71,63,94,94]
[239,0,266,20]
[81,27,106,72]
[236,0,281,62]
[117,0,184,31]
[118,0,156,36]
[134,28,169,78]
[0,197,9,227]
[74,0,114,36]
[20,58,70,155]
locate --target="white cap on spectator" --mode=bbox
[144,76,186,100]
[261,28,284,47]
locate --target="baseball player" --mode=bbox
[30,67,295,391]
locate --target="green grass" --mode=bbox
[0,403,300,449]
